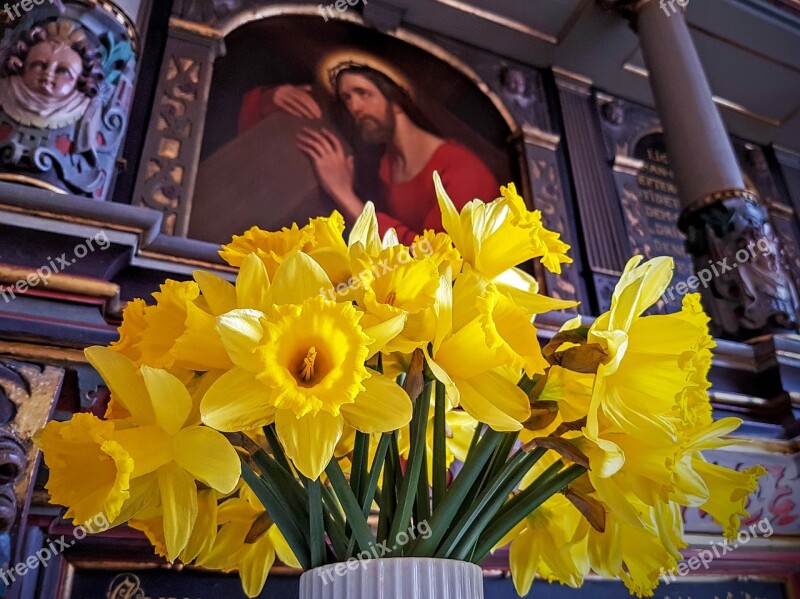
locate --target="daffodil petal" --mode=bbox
[350,201,382,255]
[216,309,266,371]
[84,347,154,425]
[240,535,276,598]
[236,253,272,312]
[181,489,218,564]
[341,374,412,433]
[193,270,237,315]
[458,371,529,431]
[271,252,332,306]
[111,471,160,526]
[268,525,301,568]
[172,301,233,371]
[141,366,192,435]
[362,312,407,359]
[423,349,459,409]
[113,425,173,477]
[275,409,343,480]
[509,526,540,597]
[174,426,241,493]
[159,461,198,562]
[201,368,275,432]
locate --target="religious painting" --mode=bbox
[189,14,515,244]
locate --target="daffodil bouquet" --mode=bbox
[35,174,764,598]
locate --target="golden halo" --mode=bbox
[316,49,415,99]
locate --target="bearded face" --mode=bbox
[356,103,396,144]
[337,72,397,145]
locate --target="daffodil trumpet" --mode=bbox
[34,176,764,599]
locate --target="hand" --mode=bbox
[296,127,357,203]
[273,85,322,120]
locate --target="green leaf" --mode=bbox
[240,458,310,570]
[347,433,391,558]
[432,381,447,511]
[440,447,545,560]
[407,427,503,556]
[325,459,375,553]
[387,381,432,555]
[350,432,370,501]
[308,477,326,568]
[472,464,587,562]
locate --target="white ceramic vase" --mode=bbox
[298,557,484,599]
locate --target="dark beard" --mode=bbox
[358,106,395,144]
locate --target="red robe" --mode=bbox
[239,87,499,244]
[377,142,498,245]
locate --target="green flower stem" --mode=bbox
[350,432,370,502]
[346,433,391,558]
[441,447,546,560]
[464,431,519,512]
[321,500,349,560]
[308,477,326,568]
[432,380,447,511]
[472,464,588,563]
[465,422,483,459]
[377,434,399,544]
[322,484,344,527]
[325,458,375,553]
[263,424,294,476]
[406,427,503,556]
[387,381,432,556]
[240,458,311,570]
[414,442,431,524]
[250,448,310,529]
[486,458,565,528]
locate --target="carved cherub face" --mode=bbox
[22,41,83,99]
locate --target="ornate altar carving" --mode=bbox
[680,194,800,338]
[0,358,64,573]
[0,6,136,199]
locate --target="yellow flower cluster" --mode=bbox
[508,256,766,597]
[34,174,763,598]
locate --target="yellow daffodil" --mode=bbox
[587,504,682,597]
[111,280,231,373]
[424,268,567,431]
[219,212,350,285]
[219,223,312,275]
[198,487,300,597]
[201,252,412,479]
[84,347,241,561]
[435,173,572,279]
[354,245,441,353]
[34,413,133,527]
[413,230,463,279]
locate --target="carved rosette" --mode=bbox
[679,192,800,339]
[0,3,136,199]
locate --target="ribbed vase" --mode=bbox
[298,557,484,599]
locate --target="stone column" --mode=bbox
[606,0,799,338]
